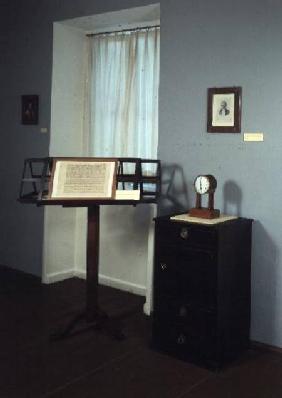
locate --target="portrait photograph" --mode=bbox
[207,87,241,133]
[21,95,39,125]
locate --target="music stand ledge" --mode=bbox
[18,157,161,340]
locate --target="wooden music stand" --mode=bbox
[19,157,161,340]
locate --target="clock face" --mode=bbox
[194,175,210,194]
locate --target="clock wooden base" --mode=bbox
[189,207,220,219]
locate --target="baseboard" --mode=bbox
[251,340,282,354]
[43,269,146,297]
[73,270,86,280]
[42,270,75,284]
[0,263,41,280]
[74,270,146,296]
[100,274,146,296]
[143,302,151,316]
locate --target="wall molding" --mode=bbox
[43,270,146,297]
[251,340,282,354]
[74,270,146,296]
[99,274,146,296]
[42,270,75,284]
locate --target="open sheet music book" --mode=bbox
[50,159,117,200]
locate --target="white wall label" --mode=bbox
[244,132,264,142]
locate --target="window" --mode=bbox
[87,26,160,161]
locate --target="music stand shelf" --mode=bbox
[18,157,161,340]
[19,157,161,205]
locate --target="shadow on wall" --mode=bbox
[223,181,278,344]
[158,164,189,215]
[250,221,278,345]
[223,180,242,216]
[102,204,152,237]
[159,176,243,217]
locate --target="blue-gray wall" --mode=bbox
[1,0,282,347]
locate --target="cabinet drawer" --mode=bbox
[156,221,217,250]
[154,248,217,308]
[152,316,218,362]
[154,297,216,326]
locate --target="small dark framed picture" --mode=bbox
[207,87,242,133]
[21,95,39,125]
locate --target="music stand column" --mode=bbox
[86,205,100,322]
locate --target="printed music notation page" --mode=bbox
[51,160,116,199]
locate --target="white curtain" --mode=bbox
[88,27,160,159]
[81,27,159,310]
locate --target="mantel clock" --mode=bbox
[189,174,220,219]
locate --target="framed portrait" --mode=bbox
[21,95,39,125]
[207,87,242,133]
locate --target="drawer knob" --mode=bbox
[179,306,187,317]
[160,263,167,270]
[180,227,189,240]
[177,334,186,345]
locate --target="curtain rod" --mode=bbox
[86,24,160,38]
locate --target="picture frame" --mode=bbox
[21,95,39,125]
[48,157,118,201]
[207,87,242,133]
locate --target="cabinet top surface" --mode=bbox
[155,214,253,228]
[170,213,238,225]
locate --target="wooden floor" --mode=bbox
[1,265,282,398]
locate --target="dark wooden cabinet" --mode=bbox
[152,215,253,369]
